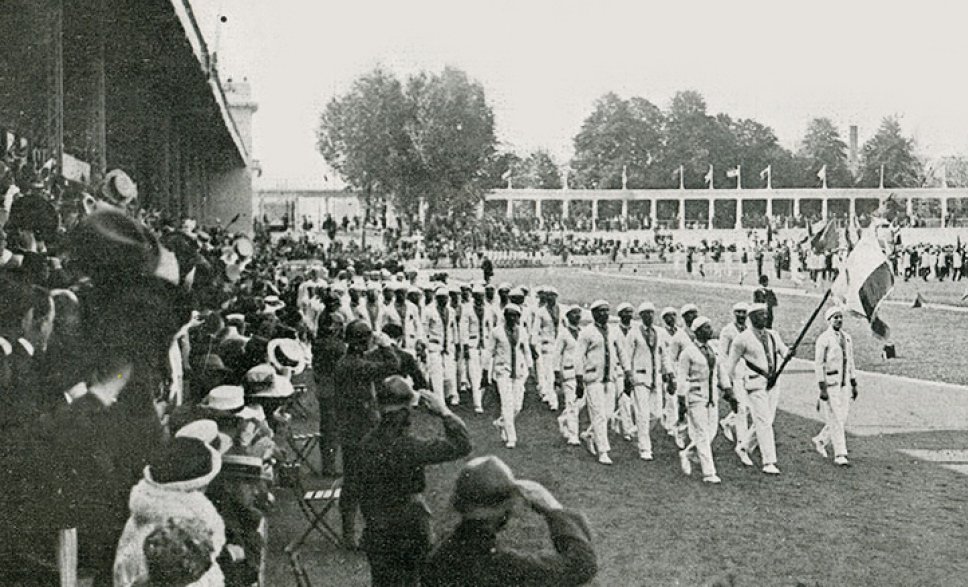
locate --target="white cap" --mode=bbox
[637,301,656,314]
[660,306,677,318]
[590,299,609,311]
[825,306,844,321]
[498,282,512,291]
[509,287,525,298]
[408,285,422,295]
[545,286,559,296]
[616,302,634,314]
[749,303,769,315]
[680,303,699,316]
[732,302,749,313]
[350,281,366,291]
[691,316,711,333]
[472,284,485,295]
[435,287,449,297]
[503,303,522,316]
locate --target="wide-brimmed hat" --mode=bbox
[145,437,221,492]
[200,385,245,412]
[69,209,179,286]
[267,338,307,375]
[263,295,286,314]
[100,169,138,207]
[452,456,518,518]
[175,419,232,455]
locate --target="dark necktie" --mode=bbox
[645,326,657,374]
[442,306,449,354]
[508,326,517,379]
[598,325,611,381]
[475,306,484,348]
[758,330,774,375]
[699,343,716,404]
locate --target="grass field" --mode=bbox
[265,270,968,586]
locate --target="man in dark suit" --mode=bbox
[753,275,778,329]
[422,455,597,587]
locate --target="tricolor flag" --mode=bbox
[811,218,842,254]
[704,164,714,189]
[726,167,740,178]
[831,231,895,339]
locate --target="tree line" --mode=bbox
[318,67,933,226]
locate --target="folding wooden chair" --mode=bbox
[288,384,311,419]
[287,466,342,552]
[285,545,313,587]
[284,426,322,475]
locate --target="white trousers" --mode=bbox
[558,379,584,442]
[539,349,558,409]
[683,399,718,477]
[632,384,661,453]
[583,381,616,454]
[466,348,483,409]
[723,385,751,447]
[428,352,458,404]
[495,374,526,444]
[743,387,781,465]
[816,384,851,457]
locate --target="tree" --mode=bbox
[481,151,522,190]
[797,118,853,187]
[317,66,496,229]
[858,116,922,188]
[317,68,410,225]
[570,93,664,189]
[405,67,496,219]
[661,90,721,189]
[515,150,562,189]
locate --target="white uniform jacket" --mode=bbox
[460,303,491,350]
[677,341,729,403]
[725,328,789,392]
[533,306,562,352]
[423,305,459,355]
[628,324,671,389]
[486,324,533,379]
[814,328,855,387]
[553,326,581,381]
[574,323,630,384]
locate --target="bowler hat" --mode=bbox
[146,437,221,492]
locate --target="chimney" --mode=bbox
[848,125,859,171]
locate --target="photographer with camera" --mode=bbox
[357,375,472,586]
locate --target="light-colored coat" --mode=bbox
[533,306,562,351]
[574,323,630,384]
[553,326,582,380]
[814,327,855,387]
[423,304,459,354]
[628,324,671,389]
[486,324,533,379]
[725,327,789,391]
[460,303,494,350]
[113,475,225,587]
[677,341,729,403]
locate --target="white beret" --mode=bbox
[472,284,485,294]
[616,302,634,313]
[637,302,656,314]
[732,302,749,313]
[408,285,422,295]
[680,303,699,315]
[660,306,677,317]
[509,287,525,298]
[825,306,844,320]
[503,303,522,316]
[590,299,610,311]
[497,282,512,291]
[748,303,769,315]
[545,286,559,296]
[434,287,449,297]
[691,316,711,333]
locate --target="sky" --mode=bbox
[191,0,968,189]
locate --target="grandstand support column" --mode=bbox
[793,197,800,217]
[734,198,742,230]
[621,199,628,222]
[766,198,773,219]
[562,199,569,219]
[535,199,542,226]
[678,198,685,230]
[707,198,714,229]
[506,199,513,220]
[592,199,598,230]
[821,198,829,221]
[648,199,656,228]
[941,196,948,228]
[906,197,913,218]
[849,197,856,222]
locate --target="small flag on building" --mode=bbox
[622,165,628,190]
[726,167,739,178]
[726,165,741,189]
[759,165,772,189]
[817,165,828,189]
[831,231,895,340]
[704,164,714,189]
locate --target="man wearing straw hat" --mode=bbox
[812,306,858,467]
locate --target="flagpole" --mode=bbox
[768,288,833,388]
[679,165,684,190]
